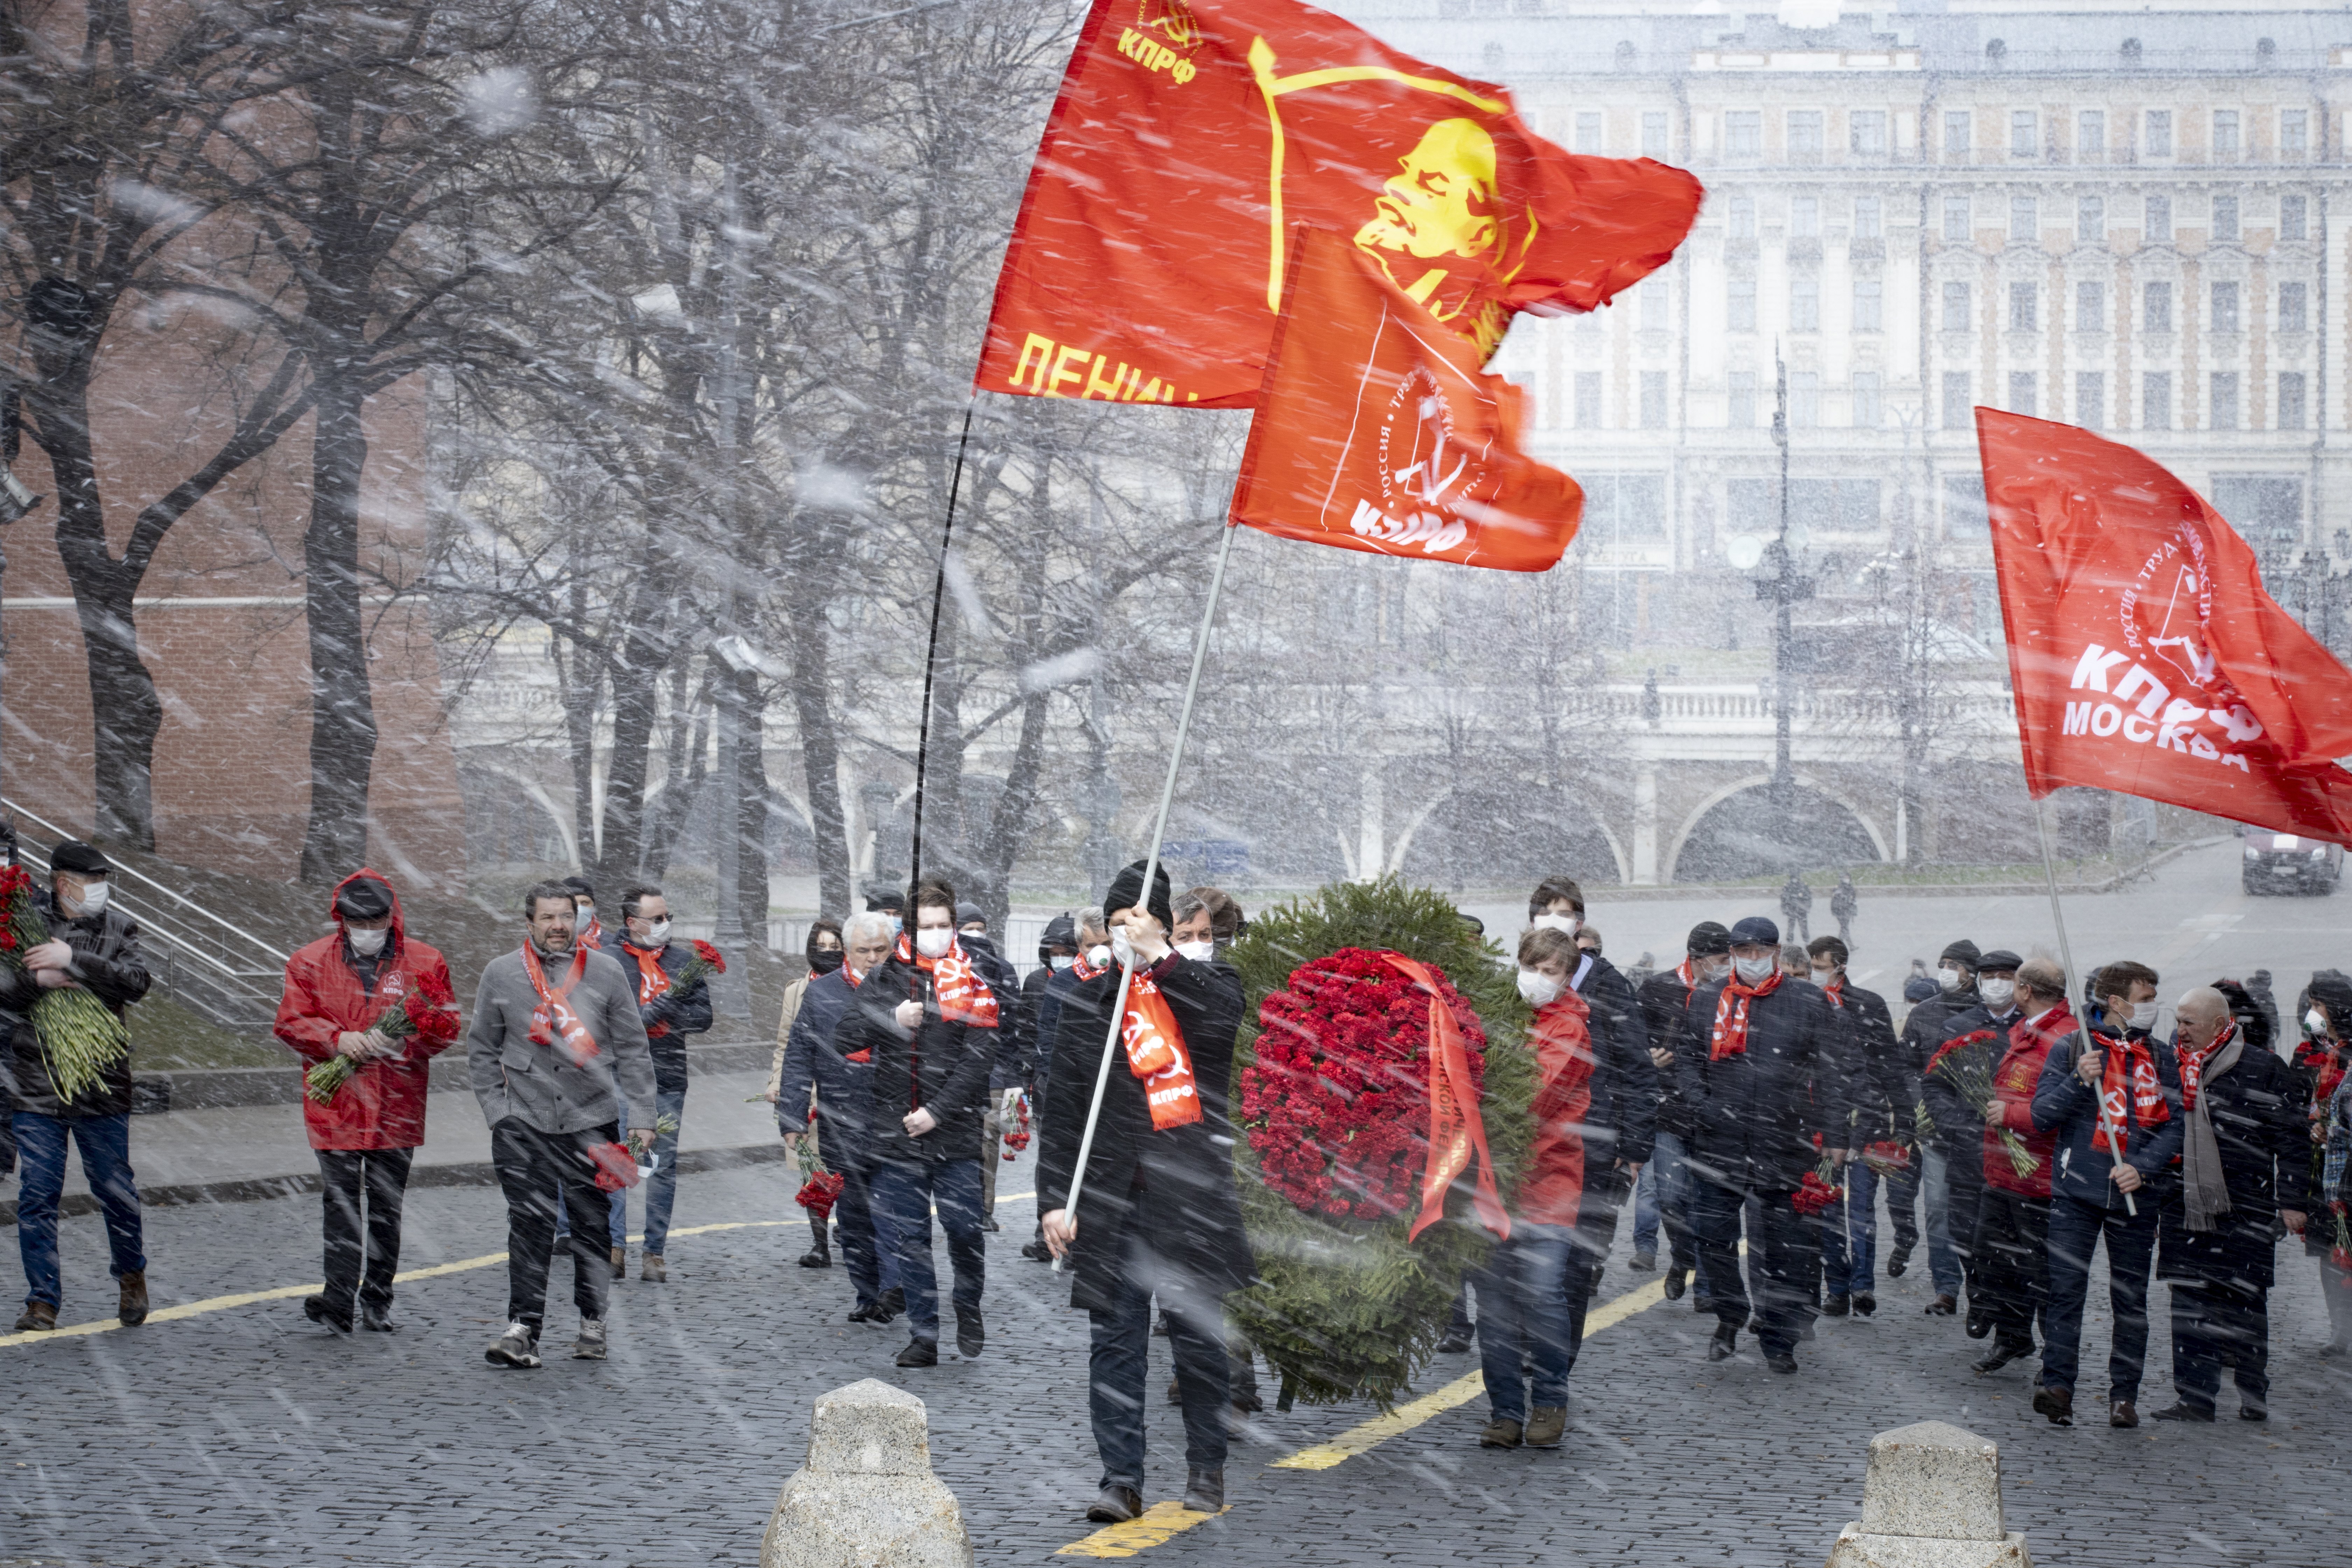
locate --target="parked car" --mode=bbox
[2241,823,2343,895]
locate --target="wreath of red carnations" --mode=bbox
[1239,946,1488,1221]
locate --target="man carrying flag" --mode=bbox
[1040,859,1252,1523]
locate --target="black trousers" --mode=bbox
[317,1147,415,1317]
[1563,1167,1631,1367]
[490,1117,616,1331]
[1690,1177,1813,1356]
[1970,1187,2049,1351]
[1942,1143,1986,1300]
[2171,1276,2270,1414]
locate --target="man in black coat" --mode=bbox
[955,902,1027,1234]
[1898,938,1983,1313]
[1677,915,1846,1373]
[835,881,999,1369]
[3,840,154,1332]
[1017,912,1080,1262]
[1921,949,2024,1336]
[1808,935,1905,1317]
[2152,985,2310,1422]
[1635,922,1731,1302]
[1040,859,1250,1524]
[778,911,901,1322]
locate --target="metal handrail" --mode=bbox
[11,839,282,990]
[2,797,291,965]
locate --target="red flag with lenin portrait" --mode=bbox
[1228,225,1580,571]
[1978,409,2352,840]
[976,0,1702,409]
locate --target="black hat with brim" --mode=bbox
[50,840,109,876]
[335,876,395,922]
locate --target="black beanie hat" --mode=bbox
[1939,939,1982,969]
[1686,920,1732,958]
[1105,858,1175,931]
[2308,969,2352,1033]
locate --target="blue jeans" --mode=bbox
[1632,1129,1695,1264]
[1828,1159,1881,1297]
[606,1088,687,1254]
[1475,1230,1586,1422]
[868,1158,985,1340]
[2042,1193,2158,1399]
[1921,1149,1965,1297]
[14,1112,146,1309]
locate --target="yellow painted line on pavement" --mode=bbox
[0,1196,1038,1351]
[1056,1501,1229,1557]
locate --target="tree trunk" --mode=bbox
[44,409,160,847]
[643,661,709,878]
[597,576,671,889]
[968,687,1050,931]
[786,585,852,919]
[298,374,378,883]
[732,663,772,940]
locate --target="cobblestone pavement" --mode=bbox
[3,1142,2345,1568]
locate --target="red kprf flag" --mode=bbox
[1228,226,1580,571]
[976,0,1701,409]
[1979,409,2352,838]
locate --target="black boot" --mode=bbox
[798,1217,831,1269]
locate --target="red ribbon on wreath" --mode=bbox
[1384,953,1511,1244]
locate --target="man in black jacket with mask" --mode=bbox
[1922,949,2024,1336]
[955,903,1027,1233]
[1899,938,1982,1314]
[1637,922,1731,1303]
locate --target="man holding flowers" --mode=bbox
[273,870,460,1334]
[603,883,716,1284]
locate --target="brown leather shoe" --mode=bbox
[610,1246,627,1279]
[12,1301,57,1333]
[1524,1406,1568,1448]
[2032,1384,2073,1426]
[640,1253,666,1283]
[1478,1416,1524,1448]
[117,1270,149,1327]
[2110,1398,2139,1428]
[1925,1294,1958,1316]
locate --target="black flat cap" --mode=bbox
[50,840,109,876]
[1687,920,1732,957]
[335,876,394,921]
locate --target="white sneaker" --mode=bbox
[573,1317,607,1360]
[485,1321,541,1369]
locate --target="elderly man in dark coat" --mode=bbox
[1040,859,1251,1524]
[2151,984,2310,1422]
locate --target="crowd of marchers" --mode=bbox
[4,847,2349,1522]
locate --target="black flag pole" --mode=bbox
[906,397,979,892]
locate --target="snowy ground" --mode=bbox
[2,1128,2344,1567]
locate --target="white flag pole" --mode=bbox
[1054,521,1241,1273]
[2032,796,2135,1217]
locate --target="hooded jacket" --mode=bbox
[0,886,151,1120]
[274,869,460,1151]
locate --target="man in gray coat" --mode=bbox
[469,881,656,1368]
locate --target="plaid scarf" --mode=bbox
[1709,968,1785,1060]
[2179,1021,2236,1112]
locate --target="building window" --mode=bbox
[1788,477,1881,532]
[1728,195,1756,239]
[1791,274,1820,331]
[1851,111,1887,157]
[1577,111,1604,152]
[1854,371,1882,428]
[2282,194,2309,242]
[2211,280,2240,332]
[1726,111,1761,158]
[2283,110,2309,158]
[1642,111,1668,160]
[1729,371,1757,427]
[2008,371,2037,418]
[2146,194,2172,243]
[2144,371,2172,429]
[2213,194,2239,244]
[2280,372,2308,429]
[2078,195,2104,244]
[2211,371,2240,430]
[1854,196,1882,240]
[1853,276,1883,332]
[1580,474,1670,550]
[1792,196,1820,238]
[2147,110,2172,158]
[1790,370,1820,427]
[1728,276,1757,331]
[1942,371,1972,429]
[2011,110,2038,158]
[2077,280,2105,331]
[1640,370,1668,429]
[1944,473,1989,539]
[1943,280,1972,331]
[2212,110,2240,159]
[1943,196,1971,243]
[2078,109,2105,157]
[2011,195,2037,242]
[1638,280,1668,331]
[2280,280,2308,332]
[1575,370,1604,429]
[1944,111,1971,158]
[2077,371,2106,428]
[1788,111,1824,162]
[2009,282,2037,331]
[2144,280,2173,332]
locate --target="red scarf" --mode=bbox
[895,933,1001,1029]
[521,943,599,1067]
[1822,977,1845,1010]
[1121,969,1200,1130]
[1673,957,1700,1005]
[2178,1021,2236,1112]
[1073,951,1106,982]
[1709,968,1784,1060]
[624,941,672,1039]
[2095,1033,2171,1154]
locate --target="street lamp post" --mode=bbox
[1758,353,1812,813]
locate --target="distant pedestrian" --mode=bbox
[1902,959,1938,1007]
[1779,874,1813,942]
[606,884,714,1283]
[274,870,460,1334]
[1831,873,1858,949]
[769,919,844,1267]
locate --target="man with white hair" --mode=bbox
[2151,984,2309,1422]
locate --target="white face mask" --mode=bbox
[346,925,388,957]
[1733,954,1778,986]
[1532,912,1580,936]
[915,926,953,959]
[1110,929,1137,969]
[638,920,672,948]
[1050,955,1076,972]
[1936,966,1963,992]
[2129,1001,2161,1031]
[1695,955,1730,984]
[64,880,110,917]
[1086,943,1112,968]
[1810,967,1839,988]
[1517,968,1564,1008]
[2306,1007,2329,1038]
[576,904,595,926]
[1175,939,1215,963]
[1979,978,2016,1010]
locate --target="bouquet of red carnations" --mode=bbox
[304,969,460,1105]
[2330,1202,2351,1274]
[671,939,726,993]
[1861,1139,1912,1177]
[587,1140,641,1192]
[790,1132,844,1218]
[0,864,130,1105]
[1793,1145,1843,1216]
[1929,1037,2040,1177]
[1001,1090,1031,1159]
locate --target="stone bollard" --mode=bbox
[1825,1421,2031,1568]
[761,1379,973,1568]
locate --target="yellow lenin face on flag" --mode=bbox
[1353,119,1507,351]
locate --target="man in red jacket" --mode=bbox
[1968,957,2070,1378]
[274,870,461,1332]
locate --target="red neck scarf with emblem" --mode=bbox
[2178,1021,2236,1112]
[838,961,870,1062]
[522,942,599,1067]
[1710,968,1785,1060]
[895,932,1000,1029]
[1120,967,1201,1130]
[1822,976,1846,1010]
[1674,956,1699,1004]
[624,941,672,1038]
[2095,1032,2171,1153]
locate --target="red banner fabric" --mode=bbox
[1380,952,1509,1243]
[1228,226,1582,570]
[976,0,1700,409]
[1978,410,2352,839]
